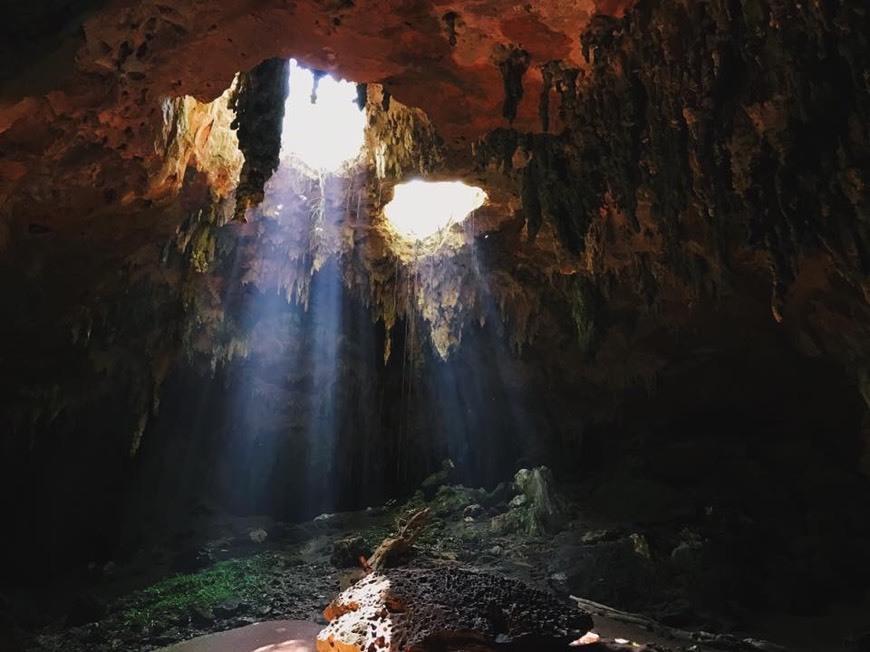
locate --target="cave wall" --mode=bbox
[2,214,867,585]
[0,0,869,614]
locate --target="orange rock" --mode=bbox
[317,567,592,652]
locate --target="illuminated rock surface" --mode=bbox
[317,567,593,652]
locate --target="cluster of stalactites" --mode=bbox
[474,0,869,326]
[155,68,561,370]
[150,80,244,201]
[363,84,444,182]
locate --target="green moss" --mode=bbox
[567,277,601,356]
[458,526,482,547]
[490,509,523,536]
[398,489,427,512]
[120,556,272,629]
[413,517,446,548]
[429,485,484,517]
[356,525,393,553]
[189,226,215,273]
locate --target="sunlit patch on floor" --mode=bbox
[280,59,365,173]
[155,620,322,652]
[384,179,488,242]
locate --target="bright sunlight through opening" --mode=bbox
[280,60,365,172]
[384,180,488,241]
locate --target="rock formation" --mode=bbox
[317,567,593,652]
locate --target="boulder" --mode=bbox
[248,528,268,544]
[317,566,592,652]
[512,467,567,535]
[463,504,484,520]
[421,460,457,500]
[331,536,370,568]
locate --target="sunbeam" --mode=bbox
[211,59,370,518]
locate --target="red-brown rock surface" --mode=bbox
[1,0,634,209]
[0,0,635,292]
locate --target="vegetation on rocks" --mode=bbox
[119,556,274,629]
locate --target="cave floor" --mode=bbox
[152,616,713,652]
[3,479,866,652]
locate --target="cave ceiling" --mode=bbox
[1,0,869,452]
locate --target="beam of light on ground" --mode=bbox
[384,180,488,241]
[280,60,365,172]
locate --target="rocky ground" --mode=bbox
[1,467,867,652]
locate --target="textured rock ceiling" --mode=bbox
[66,0,632,139]
[0,0,869,457]
[0,0,636,360]
[0,0,634,274]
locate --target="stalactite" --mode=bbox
[364,84,443,180]
[443,11,459,47]
[229,57,291,221]
[539,61,582,133]
[498,47,531,124]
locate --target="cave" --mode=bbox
[1,1,869,651]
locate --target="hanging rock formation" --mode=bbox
[229,57,290,220]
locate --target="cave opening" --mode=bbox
[384,180,488,242]
[280,59,365,174]
[1,2,870,652]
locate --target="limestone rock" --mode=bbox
[248,528,268,543]
[332,536,370,569]
[316,566,592,652]
[420,459,456,500]
[512,467,567,535]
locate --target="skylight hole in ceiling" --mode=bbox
[384,180,488,242]
[280,59,365,173]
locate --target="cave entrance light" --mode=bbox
[280,59,365,172]
[384,180,488,242]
